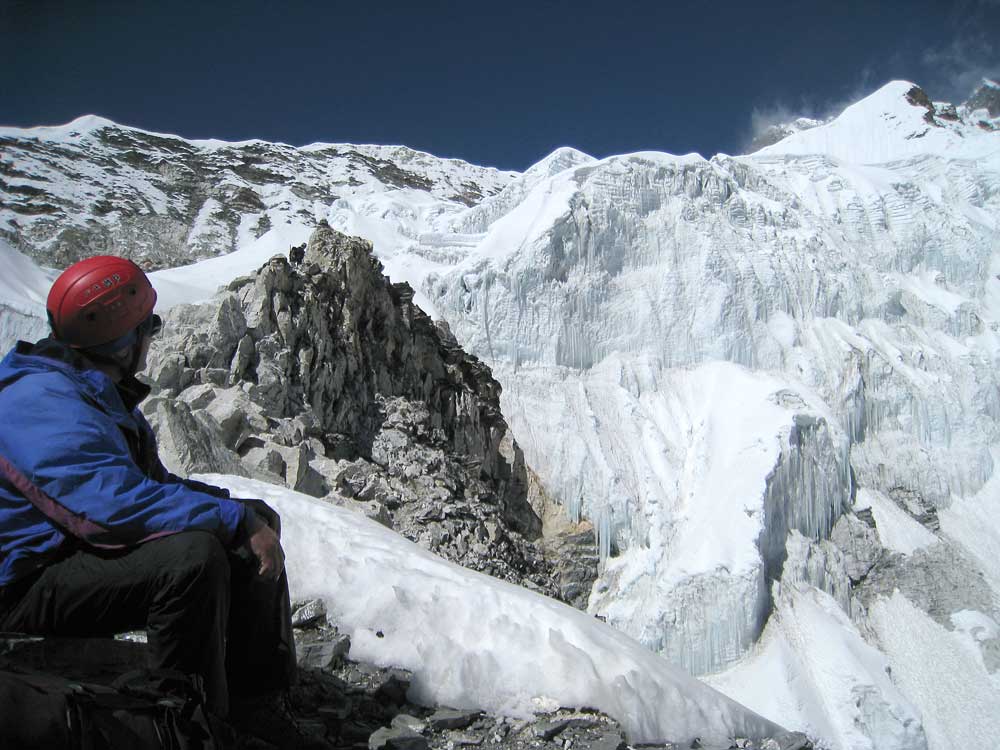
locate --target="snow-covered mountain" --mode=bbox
[2,79,1000,750]
[0,115,513,281]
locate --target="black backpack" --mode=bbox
[0,667,218,749]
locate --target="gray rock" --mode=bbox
[177,383,218,411]
[445,732,482,747]
[241,443,287,480]
[291,598,328,629]
[203,387,268,449]
[588,732,627,750]
[534,718,570,740]
[762,731,813,750]
[325,493,394,528]
[374,668,412,705]
[369,726,428,750]
[141,397,246,477]
[390,714,428,734]
[887,487,940,532]
[427,709,480,731]
[856,541,995,628]
[830,512,882,583]
[540,527,600,611]
[295,636,350,670]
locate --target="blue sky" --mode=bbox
[2,0,997,171]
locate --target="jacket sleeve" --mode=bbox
[3,376,249,548]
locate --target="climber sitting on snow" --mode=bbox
[0,255,317,746]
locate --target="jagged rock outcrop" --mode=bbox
[853,542,995,629]
[829,511,882,584]
[538,529,600,611]
[965,79,1000,118]
[527,470,600,610]
[143,224,559,595]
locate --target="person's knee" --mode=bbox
[158,532,230,591]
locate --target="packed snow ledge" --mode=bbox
[198,474,784,747]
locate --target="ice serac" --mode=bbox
[580,361,850,675]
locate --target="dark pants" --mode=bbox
[0,531,296,716]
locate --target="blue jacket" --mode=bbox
[0,339,248,588]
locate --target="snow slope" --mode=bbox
[201,474,784,747]
[757,81,999,164]
[706,585,927,750]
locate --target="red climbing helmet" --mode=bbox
[46,255,157,349]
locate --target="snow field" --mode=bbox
[0,240,56,353]
[707,585,927,750]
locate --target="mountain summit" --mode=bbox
[754,80,998,163]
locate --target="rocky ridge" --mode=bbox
[142,223,572,597]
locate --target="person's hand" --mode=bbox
[246,513,285,581]
[240,498,282,538]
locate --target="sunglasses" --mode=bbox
[142,313,163,339]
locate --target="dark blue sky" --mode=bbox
[2,0,998,171]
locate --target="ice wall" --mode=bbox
[0,240,54,353]
[422,97,1000,687]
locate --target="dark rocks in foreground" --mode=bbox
[1,621,812,750]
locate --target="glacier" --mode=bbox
[414,82,999,683]
[417,81,1000,746]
